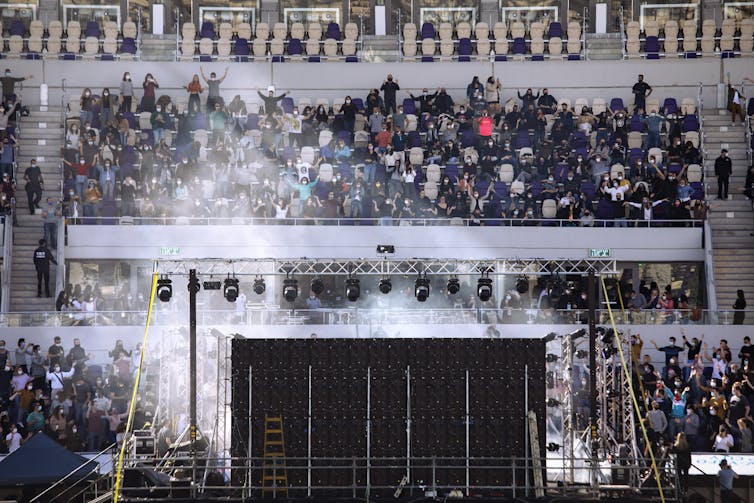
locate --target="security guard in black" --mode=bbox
[33,238,57,297]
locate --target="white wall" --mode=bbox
[65,225,704,262]
[6,58,750,111]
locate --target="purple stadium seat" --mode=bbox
[100,54,114,61]
[190,113,206,131]
[281,97,294,114]
[421,22,435,39]
[316,181,330,200]
[495,54,508,62]
[120,38,137,55]
[554,163,569,182]
[596,199,614,220]
[345,55,358,62]
[683,115,699,132]
[308,56,321,62]
[476,180,489,195]
[493,181,508,197]
[721,51,735,59]
[458,38,472,62]
[567,54,581,61]
[200,21,215,39]
[530,181,542,197]
[645,36,659,59]
[630,115,644,132]
[574,147,588,159]
[628,148,643,165]
[288,38,303,56]
[282,146,296,161]
[352,98,364,112]
[85,21,100,38]
[326,22,340,40]
[245,113,259,130]
[460,129,475,148]
[337,162,351,180]
[573,132,587,148]
[336,130,350,144]
[123,112,136,129]
[668,163,683,174]
[515,133,531,149]
[10,19,24,36]
[199,54,212,62]
[234,39,249,62]
[690,182,704,200]
[63,53,76,60]
[402,98,416,115]
[580,181,596,200]
[610,98,624,112]
[512,37,526,55]
[684,52,697,59]
[445,163,459,179]
[532,55,545,61]
[548,22,563,38]
[408,131,421,148]
[663,98,678,115]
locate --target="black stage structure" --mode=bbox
[231,337,546,498]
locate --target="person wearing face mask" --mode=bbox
[200,65,229,113]
[25,402,45,433]
[340,95,358,135]
[119,72,133,112]
[150,104,168,144]
[408,88,438,115]
[641,108,665,149]
[0,69,32,102]
[23,158,43,214]
[140,73,159,112]
[714,148,733,200]
[380,74,400,114]
[5,423,22,453]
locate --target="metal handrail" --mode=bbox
[3,307,753,327]
[65,216,707,227]
[703,219,718,323]
[29,442,116,503]
[55,217,65,297]
[0,210,13,313]
[619,5,626,60]
[136,7,142,60]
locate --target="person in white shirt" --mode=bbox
[46,364,74,393]
[5,425,22,452]
[626,197,666,222]
[603,180,629,201]
[713,425,735,452]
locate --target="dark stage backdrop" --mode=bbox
[231,338,545,497]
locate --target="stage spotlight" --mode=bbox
[569,328,587,340]
[223,276,239,302]
[545,353,559,363]
[446,278,460,295]
[156,276,172,302]
[542,332,558,343]
[546,442,561,452]
[600,327,616,344]
[547,398,562,407]
[283,278,299,303]
[252,277,266,295]
[414,276,430,302]
[575,350,589,359]
[345,277,360,302]
[477,278,493,302]
[378,278,392,294]
[515,276,529,294]
[311,278,325,295]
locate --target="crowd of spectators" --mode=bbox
[1,336,146,454]
[45,70,712,226]
[630,331,753,459]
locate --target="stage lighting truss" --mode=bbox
[152,258,618,278]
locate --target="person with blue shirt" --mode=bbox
[652,336,684,366]
[287,175,318,203]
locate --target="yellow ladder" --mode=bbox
[261,415,288,497]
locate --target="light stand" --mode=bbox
[188,269,200,488]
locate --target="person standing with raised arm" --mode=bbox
[200,66,229,113]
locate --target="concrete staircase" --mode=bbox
[585,33,623,60]
[702,109,754,310]
[10,107,65,311]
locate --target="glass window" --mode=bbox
[350,0,371,36]
[198,0,257,32]
[281,0,344,30]
[500,0,559,29]
[723,2,754,22]
[0,1,37,36]
[638,1,699,30]
[61,0,120,28]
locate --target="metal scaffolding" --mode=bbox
[152,258,619,277]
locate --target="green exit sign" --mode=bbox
[588,248,612,258]
[160,247,181,256]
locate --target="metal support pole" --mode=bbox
[246,365,252,498]
[308,364,312,497]
[366,366,371,500]
[465,369,470,496]
[587,271,599,488]
[406,365,411,485]
[524,364,529,495]
[188,269,200,484]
